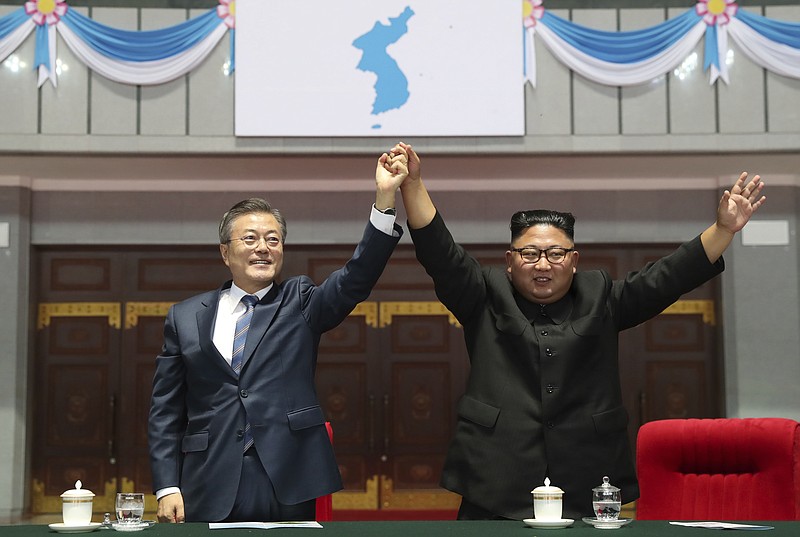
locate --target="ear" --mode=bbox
[219,243,230,266]
[505,250,513,274]
[571,250,579,273]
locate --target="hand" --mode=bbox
[375,149,409,195]
[716,172,766,234]
[388,142,420,186]
[156,492,185,523]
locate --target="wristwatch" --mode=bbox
[376,205,397,216]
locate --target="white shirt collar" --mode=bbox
[225,282,272,314]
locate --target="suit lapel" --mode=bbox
[241,283,282,370]
[197,282,237,378]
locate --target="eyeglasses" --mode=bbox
[510,246,575,264]
[226,234,282,249]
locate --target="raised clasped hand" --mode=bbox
[388,142,420,185]
[376,145,409,193]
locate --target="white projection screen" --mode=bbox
[235,0,524,137]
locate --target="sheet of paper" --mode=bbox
[209,521,323,530]
[669,521,774,531]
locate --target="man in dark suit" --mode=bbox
[391,143,766,520]
[148,150,408,523]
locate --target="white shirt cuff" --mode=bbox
[370,205,398,237]
[155,487,181,501]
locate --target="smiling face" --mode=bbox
[505,224,579,305]
[219,212,284,294]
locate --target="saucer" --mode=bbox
[582,517,633,529]
[523,518,575,529]
[48,522,102,534]
[110,521,155,532]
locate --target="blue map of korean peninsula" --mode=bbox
[352,6,415,117]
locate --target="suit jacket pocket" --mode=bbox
[457,395,500,429]
[287,405,326,431]
[181,431,209,453]
[591,406,629,435]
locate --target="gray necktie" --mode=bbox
[232,295,258,451]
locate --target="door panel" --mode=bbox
[31,249,230,514]
[30,242,721,517]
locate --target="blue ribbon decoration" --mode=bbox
[1,2,799,88]
[0,7,27,39]
[61,7,221,62]
[229,28,235,74]
[736,9,800,49]
[541,9,702,64]
[522,25,527,78]
[703,22,719,72]
[33,23,49,71]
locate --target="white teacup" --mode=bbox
[531,477,564,521]
[61,480,95,526]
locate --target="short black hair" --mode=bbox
[509,210,575,243]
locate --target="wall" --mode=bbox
[6,152,798,422]
[1,5,799,154]
[1,0,799,521]
[0,181,32,521]
[721,185,800,419]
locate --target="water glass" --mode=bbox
[115,493,145,525]
[592,476,621,521]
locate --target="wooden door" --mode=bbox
[302,246,467,514]
[576,244,722,452]
[31,248,230,514]
[30,242,720,517]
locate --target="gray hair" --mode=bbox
[218,198,287,244]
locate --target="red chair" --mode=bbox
[636,418,800,520]
[315,422,334,522]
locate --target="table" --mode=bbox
[1,520,798,537]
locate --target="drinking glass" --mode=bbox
[115,493,145,525]
[592,476,621,521]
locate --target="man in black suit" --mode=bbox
[148,150,408,523]
[391,142,766,520]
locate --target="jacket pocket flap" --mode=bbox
[287,406,326,431]
[458,396,500,428]
[592,406,629,434]
[181,431,208,453]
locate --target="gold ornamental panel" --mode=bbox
[32,478,119,514]
[379,476,461,510]
[332,475,379,510]
[32,478,157,515]
[379,302,461,328]
[125,301,376,328]
[661,299,715,326]
[38,303,121,330]
[351,302,379,328]
[124,302,175,329]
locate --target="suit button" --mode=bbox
[547,421,555,429]
[545,348,553,357]
[240,389,248,398]
[236,429,244,439]
[546,384,556,394]
[541,330,548,336]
